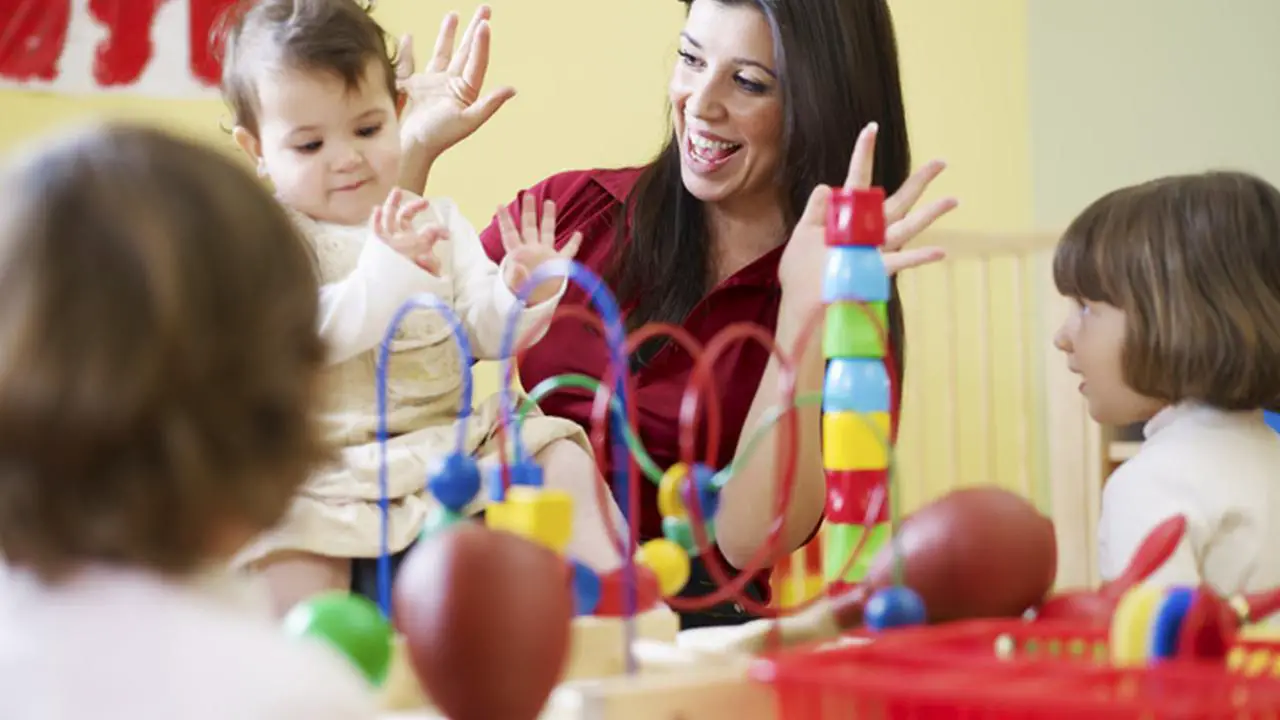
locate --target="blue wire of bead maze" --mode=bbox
[374,295,475,617]
[371,260,645,672]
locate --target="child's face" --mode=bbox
[1054,300,1164,426]
[237,60,401,226]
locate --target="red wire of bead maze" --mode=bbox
[495,295,897,619]
[490,196,901,620]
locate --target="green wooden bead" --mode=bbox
[420,504,465,541]
[662,515,715,554]
[823,522,890,583]
[823,301,889,359]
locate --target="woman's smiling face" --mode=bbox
[669,0,784,208]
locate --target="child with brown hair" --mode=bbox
[217,0,623,616]
[0,123,377,718]
[1052,170,1280,596]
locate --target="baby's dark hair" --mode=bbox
[0,123,329,581]
[217,0,399,136]
[1053,171,1280,411]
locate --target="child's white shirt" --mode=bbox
[300,194,562,365]
[234,196,579,562]
[0,563,378,720]
[1098,402,1280,596]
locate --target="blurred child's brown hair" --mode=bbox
[217,0,399,137]
[1053,170,1280,411]
[0,123,328,581]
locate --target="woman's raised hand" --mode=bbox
[780,122,956,294]
[395,6,517,159]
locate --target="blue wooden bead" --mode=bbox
[823,247,890,303]
[427,452,481,512]
[570,560,602,616]
[865,586,927,631]
[1150,586,1196,661]
[484,460,545,502]
[685,463,721,520]
[823,357,891,413]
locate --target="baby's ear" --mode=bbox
[231,126,261,164]
[231,127,268,179]
[396,90,408,116]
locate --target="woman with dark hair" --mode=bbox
[402,0,957,628]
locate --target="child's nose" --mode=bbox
[1053,323,1073,353]
[332,145,362,172]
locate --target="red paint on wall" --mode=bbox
[190,0,241,86]
[87,0,168,86]
[0,0,72,82]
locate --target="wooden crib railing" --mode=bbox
[772,228,1105,608]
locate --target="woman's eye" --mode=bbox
[735,75,768,94]
[677,49,703,68]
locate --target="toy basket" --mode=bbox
[752,619,1280,719]
[1230,632,1280,678]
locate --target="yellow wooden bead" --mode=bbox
[658,463,690,519]
[1109,584,1161,667]
[822,411,891,471]
[636,539,691,597]
[484,486,574,554]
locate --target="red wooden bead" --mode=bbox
[825,187,886,248]
[825,468,889,523]
[593,565,661,616]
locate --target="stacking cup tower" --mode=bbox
[821,187,892,595]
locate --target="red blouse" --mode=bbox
[478,167,786,600]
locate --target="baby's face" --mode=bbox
[251,60,401,226]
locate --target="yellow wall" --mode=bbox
[1027,0,1280,226]
[888,0,1034,512]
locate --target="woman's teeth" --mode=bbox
[689,134,742,161]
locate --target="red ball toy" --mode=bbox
[834,486,1058,628]
[392,524,574,720]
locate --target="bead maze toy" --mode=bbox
[280,187,1280,720]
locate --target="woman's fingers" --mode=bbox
[885,197,959,252]
[883,246,946,275]
[796,183,832,229]
[884,159,948,224]
[843,122,878,190]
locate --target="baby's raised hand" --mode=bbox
[496,194,583,305]
[372,188,447,275]
[395,7,516,160]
